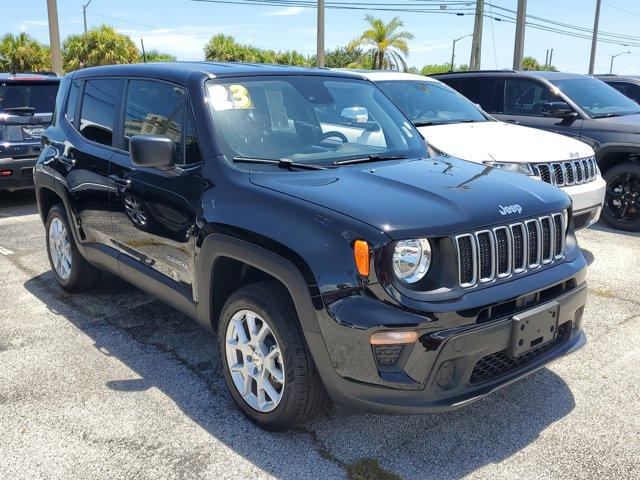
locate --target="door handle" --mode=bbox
[506,119,520,124]
[58,155,76,167]
[109,175,131,189]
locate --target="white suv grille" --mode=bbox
[534,157,598,187]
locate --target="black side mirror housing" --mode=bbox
[542,102,577,119]
[129,135,176,170]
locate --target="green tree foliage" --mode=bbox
[419,63,468,75]
[311,46,373,69]
[0,33,51,73]
[62,24,140,71]
[204,34,311,66]
[142,50,177,62]
[522,56,557,71]
[347,15,414,70]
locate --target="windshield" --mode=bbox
[206,76,426,166]
[0,81,58,114]
[375,80,487,126]
[551,77,640,118]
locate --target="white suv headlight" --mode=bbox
[484,161,534,176]
[392,239,432,284]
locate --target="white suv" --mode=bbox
[355,71,606,229]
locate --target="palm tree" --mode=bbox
[348,15,414,70]
[62,24,140,72]
[0,33,51,73]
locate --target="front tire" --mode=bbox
[218,281,329,431]
[45,204,102,292]
[601,162,640,232]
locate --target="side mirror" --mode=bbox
[542,102,577,119]
[129,135,175,170]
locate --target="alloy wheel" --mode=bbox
[605,172,640,224]
[48,217,72,280]
[225,309,285,412]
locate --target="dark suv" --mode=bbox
[0,73,59,192]
[35,63,587,431]
[434,70,640,231]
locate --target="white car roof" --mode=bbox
[341,70,442,83]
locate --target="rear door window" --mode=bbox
[79,79,122,147]
[65,81,80,126]
[458,77,501,113]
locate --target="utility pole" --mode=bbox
[545,49,549,68]
[513,0,527,70]
[451,34,472,71]
[316,0,325,68]
[610,51,630,74]
[589,0,602,74]
[549,48,554,68]
[46,0,63,75]
[469,0,483,70]
[83,0,93,33]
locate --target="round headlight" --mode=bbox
[392,239,432,284]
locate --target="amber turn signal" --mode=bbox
[354,239,370,276]
[370,331,418,345]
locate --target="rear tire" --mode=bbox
[218,281,329,431]
[45,204,101,292]
[601,162,640,232]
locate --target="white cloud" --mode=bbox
[266,7,305,17]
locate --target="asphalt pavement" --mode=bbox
[0,189,638,480]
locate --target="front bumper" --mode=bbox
[562,176,606,226]
[0,156,37,191]
[316,271,587,414]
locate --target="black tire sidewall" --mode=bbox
[601,162,640,232]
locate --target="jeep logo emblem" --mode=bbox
[498,204,523,215]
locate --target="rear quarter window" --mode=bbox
[458,77,501,113]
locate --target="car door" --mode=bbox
[108,78,203,296]
[497,77,583,139]
[52,77,123,247]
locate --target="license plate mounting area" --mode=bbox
[509,303,559,357]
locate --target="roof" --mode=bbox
[595,74,640,82]
[431,70,585,81]
[339,69,441,83]
[69,62,365,84]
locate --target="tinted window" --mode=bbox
[457,78,500,112]
[79,79,121,146]
[206,76,426,166]
[184,109,202,164]
[0,81,58,114]
[65,81,80,125]
[609,82,640,103]
[551,77,640,118]
[376,80,486,125]
[504,78,560,116]
[123,80,186,162]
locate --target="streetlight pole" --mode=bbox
[83,0,93,34]
[610,51,631,74]
[46,0,63,75]
[589,0,602,74]
[316,0,325,67]
[451,34,472,71]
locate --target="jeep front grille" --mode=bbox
[533,157,598,187]
[455,213,566,288]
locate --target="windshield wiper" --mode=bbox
[413,121,434,127]
[233,156,329,170]
[591,112,634,119]
[332,154,408,166]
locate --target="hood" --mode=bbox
[588,113,640,134]
[249,157,570,239]
[418,121,594,163]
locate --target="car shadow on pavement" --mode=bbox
[0,189,38,218]
[23,271,577,479]
[589,221,640,238]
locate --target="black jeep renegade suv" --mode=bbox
[34,63,588,431]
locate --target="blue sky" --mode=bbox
[2,0,640,74]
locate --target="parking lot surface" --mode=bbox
[0,190,638,480]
